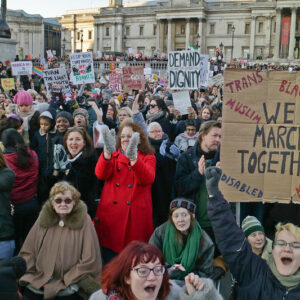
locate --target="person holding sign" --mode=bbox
[205,167,300,300]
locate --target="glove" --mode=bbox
[168,144,181,160]
[204,166,222,196]
[125,132,140,160]
[210,266,226,280]
[100,125,116,154]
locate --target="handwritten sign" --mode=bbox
[11,61,33,76]
[122,66,145,92]
[172,91,191,115]
[168,51,209,90]
[1,78,15,90]
[69,52,95,84]
[220,70,300,204]
[109,73,122,92]
[42,68,71,96]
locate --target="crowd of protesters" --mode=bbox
[0,57,300,300]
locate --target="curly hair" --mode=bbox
[116,120,154,155]
[49,181,81,205]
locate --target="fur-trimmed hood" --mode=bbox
[39,200,87,230]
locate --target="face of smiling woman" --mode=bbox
[66,131,85,157]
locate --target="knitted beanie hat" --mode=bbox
[13,90,33,106]
[73,108,89,121]
[242,216,265,237]
[55,111,74,126]
[169,198,196,214]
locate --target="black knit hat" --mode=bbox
[169,198,196,214]
[55,111,74,126]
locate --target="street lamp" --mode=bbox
[231,25,235,60]
[62,37,66,57]
[218,42,223,65]
[196,33,201,51]
[123,34,127,54]
[80,29,83,52]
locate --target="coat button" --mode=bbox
[129,168,131,171]
[128,184,132,188]
[116,183,120,187]
[117,168,120,172]
[126,201,131,205]
[113,201,117,204]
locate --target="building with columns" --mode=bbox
[60,0,300,62]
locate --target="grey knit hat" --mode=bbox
[242,216,264,237]
[169,198,196,214]
[55,111,74,126]
[73,108,89,121]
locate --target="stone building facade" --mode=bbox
[59,0,300,62]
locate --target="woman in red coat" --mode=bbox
[95,120,156,264]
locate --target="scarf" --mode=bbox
[68,151,83,163]
[163,221,202,280]
[146,110,165,123]
[107,289,124,300]
[267,254,300,291]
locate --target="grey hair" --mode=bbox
[147,122,162,133]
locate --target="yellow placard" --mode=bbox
[1,78,15,91]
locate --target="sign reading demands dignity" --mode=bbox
[168,51,209,90]
[220,70,300,204]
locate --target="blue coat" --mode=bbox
[207,192,300,300]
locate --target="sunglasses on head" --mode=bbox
[54,197,73,204]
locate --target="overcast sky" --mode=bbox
[7,0,140,18]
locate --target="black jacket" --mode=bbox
[208,192,300,300]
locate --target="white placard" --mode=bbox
[69,52,95,84]
[172,90,191,115]
[168,51,209,90]
[11,61,33,76]
[42,68,71,96]
[144,68,152,75]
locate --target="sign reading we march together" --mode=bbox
[220,70,300,204]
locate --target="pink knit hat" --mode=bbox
[13,90,33,106]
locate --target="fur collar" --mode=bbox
[39,200,87,229]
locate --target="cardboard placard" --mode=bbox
[122,66,145,92]
[220,69,300,204]
[168,51,209,90]
[1,78,14,90]
[109,73,122,92]
[172,90,191,115]
[42,68,71,96]
[208,73,224,87]
[69,52,95,84]
[11,61,33,76]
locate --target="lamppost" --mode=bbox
[231,25,235,60]
[196,33,201,52]
[123,34,127,54]
[80,29,83,52]
[218,42,223,65]
[62,37,66,58]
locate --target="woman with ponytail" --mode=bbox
[2,128,39,253]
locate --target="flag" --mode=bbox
[33,66,44,77]
[188,45,197,51]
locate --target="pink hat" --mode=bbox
[13,90,33,106]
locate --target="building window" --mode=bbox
[181,25,185,34]
[126,26,130,36]
[245,23,250,34]
[227,24,233,34]
[88,30,92,39]
[153,24,157,35]
[209,23,215,34]
[106,27,109,36]
[77,31,80,40]
[258,22,264,33]
[139,26,144,36]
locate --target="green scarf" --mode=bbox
[267,254,300,291]
[163,221,202,280]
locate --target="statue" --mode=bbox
[0,0,11,38]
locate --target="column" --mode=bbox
[249,16,256,60]
[185,18,190,49]
[288,7,297,60]
[167,19,172,53]
[117,23,123,52]
[156,19,160,52]
[93,24,98,52]
[265,16,272,58]
[274,8,282,59]
[99,24,103,51]
[198,18,203,52]
[111,22,115,51]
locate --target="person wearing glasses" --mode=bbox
[149,199,214,280]
[89,241,222,300]
[19,181,102,300]
[205,166,300,300]
[94,120,156,264]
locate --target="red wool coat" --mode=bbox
[95,149,156,253]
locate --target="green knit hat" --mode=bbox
[241,216,264,237]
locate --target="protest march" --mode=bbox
[0,49,300,300]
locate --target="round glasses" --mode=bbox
[54,197,73,204]
[131,265,165,278]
